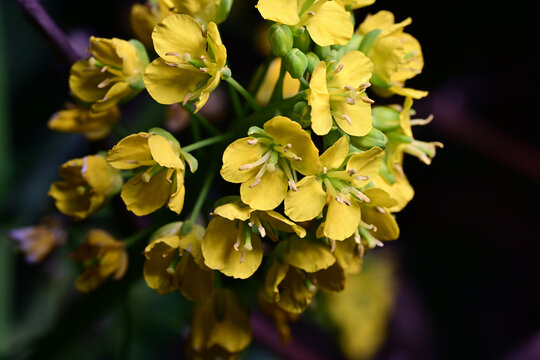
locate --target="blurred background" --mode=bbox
[0,0,539,359]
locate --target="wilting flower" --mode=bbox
[221,116,320,210]
[106,128,196,216]
[48,103,120,140]
[201,198,305,279]
[285,136,383,240]
[70,229,128,293]
[49,155,123,220]
[144,14,227,112]
[264,235,335,313]
[256,0,353,46]
[9,217,66,263]
[357,11,427,98]
[69,37,148,112]
[143,222,214,300]
[187,289,252,359]
[308,50,374,136]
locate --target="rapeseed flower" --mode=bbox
[48,104,120,140]
[9,217,66,264]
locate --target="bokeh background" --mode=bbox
[0,0,539,359]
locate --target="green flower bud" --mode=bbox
[293,29,311,53]
[344,34,363,53]
[386,131,412,144]
[290,101,311,128]
[350,128,388,150]
[358,29,381,55]
[215,0,234,24]
[268,24,293,57]
[306,52,320,73]
[285,48,308,79]
[314,45,331,60]
[372,106,401,132]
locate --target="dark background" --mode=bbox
[0,0,539,359]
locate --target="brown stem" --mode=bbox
[16,0,82,64]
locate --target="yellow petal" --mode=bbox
[144,58,209,105]
[177,224,207,268]
[258,211,307,238]
[265,259,289,301]
[92,81,131,113]
[107,133,155,169]
[332,99,372,136]
[214,200,254,221]
[81,155,122,195]
[129,3,158,49]
[169,0,221,24]
[264,116,321,175]
[320,135,349,170]
[324,195,361,240]
[148,135,185,169]
[89,37,123,69]
[362,187,397,208]
[330,51,373,89]
[284,236,336,272]
[143,236,180,294]
[220,137,268,183]
[284,175,326,221]
[120,171,172,216]
[389,84,428,99]
[346,147,384,187]
[312,262,345,292]
[168,171,185,214]
[361,206,399,241]
[374,172,414,212]
[256,58,300,106]
[240,167,288,211]
[305,1,353,46]
[201,217,263,279]
[308,61,332,136]
[194,71,221,113]
[256,0,299,25]
[275,267,317,314]
[399,96,414,137]
[177,253,214,301]
[69,59,108,103]
[152,14,207,61]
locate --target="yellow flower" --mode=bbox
[107,129,195,216]
[70,229,128,293]
[69,37,148,112]
[48,104,120,140]
[143,222,214,300]
[187,289,252,359]
[221,116,320,210]
[285,136,383,240]
[308,51,374,136]
[130,0,231,49]
[264,234,335,313]
[256,0,354,46]
[201,198,306,279]
[9,217,66,264]
[255,57,301,106]
[143,14,227,112]
[49,155,123,220]
[357,11,427,99]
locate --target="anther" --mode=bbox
[201,24,207,37]
[410,114,434,126]
[375,206,385,214]
[183,93,192,106]
[199,67,208,73]
[293,155,302,161]
[334,63,344,74]
[342,197,351,206]
[354,175,369,181]
[283,143,292,152]
[346,97,357,105]
[307,11,315,16]
[344,85,354,91]
[238,164,253,171]
[335,196,344,204]
[358,82,371,90]
[125,160,138,164]
[100,66,108,73]
[258,226,266,238]
[341,114,352,125]
[239,249,246,263]
[166,51,181,57]
[360,96,375,104]
[165,61,179,67]
[165,177,173,184]
[288,180,297,192]
[97,78,110,89]
[330,240,336,253]
[322,166,327,174]
[247,138,258,145]
[355,191,370,203]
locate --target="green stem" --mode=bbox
[227,81,243,119]
[300,77,310,89]
[190,166,217,223]
[182,105,220,136]
[224,77,261,112]
[182,132,233,153]
[123,226,156,248]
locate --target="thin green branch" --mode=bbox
[190,166,217,223]
[182,132,232,153]
[182,104,220,136]
[224,77,261,112]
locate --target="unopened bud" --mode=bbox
[305,52,320,74]
[268,24,293,57]
[215,0,234,24]
[290,101,311,128]
[285,48,307,79]
[350,128,388,150]
[372,106,401,132]
[293,28,311,53]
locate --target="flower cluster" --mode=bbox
[15,0,442,358]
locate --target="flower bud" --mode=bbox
[350,128,388,150]
[215,0,234,24]
[305,52,320,73]
[372,106,401,132]
[314,45,332,60]
[268,24,293,57]
[285,48,308,79]
[290,101,311,128]
[293,28,311,53]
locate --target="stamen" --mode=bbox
[307,11,315,16]
[334,63,344,74]
[354,191,370,203]
[249,177,261,188]
[201,24,207,37]
[247,138,258,145]
[335,196,344,204]
[249,163,269,188]
[358,82,371,90]
[239,249,246,263]
[100,66,108,73]
[360,95,375,104]
[293,155,302,161]
[182,93,192,106]
[346,97,357,105]
[283,143,292,152]
[375,206,386,214]
[344,85,354,91]
[165,61,179,67]
[166,51,181,57]
[97,78,110,89]
[322,166,328,174]
[393,163,405,177]
[354,175,369,181]
[238,150,271,171]
[347,168,356,175]
[354,229,361,244]
[410,114,434,126]
[330,239,336,253]
[341,114,352,125]
[199,67,208,73]
[125,160,138,164]
[288,180,297,192]
[342,197,351,206]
